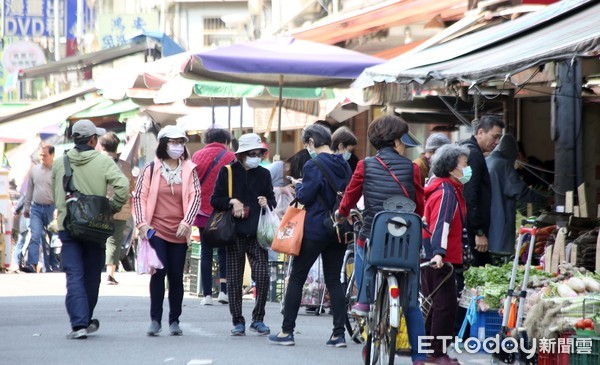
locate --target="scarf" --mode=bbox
[160,159,183,194]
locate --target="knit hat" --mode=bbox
[425,133,450,152]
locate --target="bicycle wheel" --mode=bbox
[343,253,362,342]
[374,282,397,365]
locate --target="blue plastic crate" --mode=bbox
[469,310,502,340]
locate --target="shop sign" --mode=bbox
[2,0,66,37]
[98,13,159,49]
[1,40,46,73]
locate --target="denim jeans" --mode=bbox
[27,204,55,269]
[148,235,188,325]
[354,242,364,301]
[12,227,29,267]
[358,244,426,362]
[198,227,227,297]
[59,230,105,330]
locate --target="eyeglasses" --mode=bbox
[168,139,186,145]
[247,151,264,158]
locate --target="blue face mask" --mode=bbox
[343,151,352,161]
[306,147,317,159]
[459,166,472,184]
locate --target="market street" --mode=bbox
[0,272,492,365]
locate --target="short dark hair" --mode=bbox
[302,124,331,148]
[331,127,357,151]
[367,115,408,150]
[74,136,93,145]
[99,132,121,153]
[313,120,332,133]
[205,128,232,144]
[430,144,470,177]
[40,143,54,155]
[474,114,505,134]
[156,138,190,160]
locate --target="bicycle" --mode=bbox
[341,208,366,344]
[362,197,424,365]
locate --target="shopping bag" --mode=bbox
[136,237,164,275]
[271,200,305,256]
[257,206,281,250]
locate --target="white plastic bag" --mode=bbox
[274,186,294,220]
[257,206,281,250]
[136,237,164,275]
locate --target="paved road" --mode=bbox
[0,272,491,365]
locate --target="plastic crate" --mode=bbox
[469,310,502,340]
[569,336,600,365]
[537,331,574,365]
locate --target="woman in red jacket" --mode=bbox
[421,143,470,365]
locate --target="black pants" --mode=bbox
[149,236,188,325]
[421,264,457,357]
[281,238,346,337]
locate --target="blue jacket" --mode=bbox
[296,153,351,241]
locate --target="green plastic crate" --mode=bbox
[569,336,600,365]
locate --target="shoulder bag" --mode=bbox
[202,165,237,247]
[62,155,115,246]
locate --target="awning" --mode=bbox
[0,84,97,123]
[0,98,102,142]
[128,31,186,57]
[355,0,599,88]
[290,0,466,45]
[18,42,148,80]
[69,99,140,121]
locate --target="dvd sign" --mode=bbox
[2,0,66,37]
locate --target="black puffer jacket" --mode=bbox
[460,136,491,236]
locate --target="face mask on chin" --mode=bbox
[167,145,185,159]
[244,156,261,169]
[306,146,317,159]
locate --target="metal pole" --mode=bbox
[276,75,283,158]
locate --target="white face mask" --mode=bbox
[167,144,185,159]
[245,156,261,169]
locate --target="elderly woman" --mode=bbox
[269,124,352,347]
[133,125,201,337]
[210,133,276,336]
[421,143,470,365]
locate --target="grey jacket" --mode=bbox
[486,135,546,255]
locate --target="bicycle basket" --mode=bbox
[366,211,422,270]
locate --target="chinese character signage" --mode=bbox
[2,0,66,37]
[98,14,159,49]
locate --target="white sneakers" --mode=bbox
[201,292,228,305]
[217,292,229,304]
[201,296,213,305]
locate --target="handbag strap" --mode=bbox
[374,156,409,198]
[226,165,232,198]
[312,158,348,214]
[200,149,227,186]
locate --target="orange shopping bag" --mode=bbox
[271,199,305,256]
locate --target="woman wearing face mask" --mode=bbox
[269,124,352,347]
[210,133,276,337]
[420,143,470,365]
[330,126,358,169]
[133,125,200,337]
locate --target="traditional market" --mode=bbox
[0,1,599,365]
